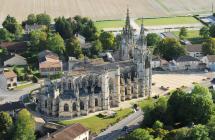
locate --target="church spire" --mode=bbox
[123,8,133,41]
[138,17,146,48]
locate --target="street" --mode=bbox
[0,83,40,104]
[95,109,143,140]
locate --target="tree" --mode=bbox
[191,84,212,99]
[209,24,215,37]
[164,127,189,140]
[14,109,35,140]
[167,88,213,125]
[154,38,186,61]
[36,13,51,26]
[0,112,13,140]
[90,40,103,56]
[179,27,188,40]
[46,33,65,55]
[29,30,47,51]
[188,124,210,140]
[146,33,161,46]
[66,37,83,59]
[202,38,215,55]
[0,28,13,41]
[2,15,23,38]
[200,26,209,39]
[55,17,73,39]
[99,31,115,50]
[125,129,154,140]
[73,16,97,41]
[26,14,37,25]
[153,120,164,129]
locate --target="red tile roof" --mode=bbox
[3,71,17,79]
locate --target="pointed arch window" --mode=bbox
[95,99,98,107]
[64,104,69,112]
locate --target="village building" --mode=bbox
[39,123,89,140]
[3,53,27,66]
[202,55,215,71]
[37,9,152,118]
[25,23,45,34]
[186,44,203,59]
[0,70,17,90]
[168,55,201,71]
[38,50,63,76]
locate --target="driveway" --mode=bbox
[0,83,40,104]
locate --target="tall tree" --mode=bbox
[2,15,23,38]
[188,124,210,140]
[36,13,51,26]
[26,14,37,25]
[14,109,35,140]
[55,17,73,39]
[202,38,215,55]
[209,24,215,37]
[179,27,188,40]
[200,26,209,39]
[0,28,14,41]
[125,129,154,140]
[90,40,103,56]
[0,112,13,140]
[146,33,161,46]
[66,37,83,59]
[99,31,115,50]
[46,33,65,55]
[154,38,186,61]
[29,30,47,51]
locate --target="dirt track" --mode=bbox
[0,0,213,23]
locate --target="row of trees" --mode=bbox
[0,109,35,140]
[121,85,215,140]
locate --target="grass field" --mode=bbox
[94,20,124,31]
[136,17,200,26]
[58,108,132,134]
[172,30,205,44]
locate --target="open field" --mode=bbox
[94,20,125,31]
[58,108,132,134]
[136,16,200,26]
[0,0,213,24]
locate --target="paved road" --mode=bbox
[95,109,143,140]
[0,83,40,104]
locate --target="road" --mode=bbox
[95,109,143,140]
[0,83,40,104]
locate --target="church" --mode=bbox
[37,9,152,118]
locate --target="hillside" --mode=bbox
[0,0,213,23]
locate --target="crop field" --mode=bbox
[94,20,125,31]
[0,0,213,24]
[136,16,200,26]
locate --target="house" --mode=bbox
[186,44,203,59]
[0,42,27,54]
[3,54,27,66]
[75,34,92,55]
[168,55,201,71]
[152,56,161,68]
[202,55,215,71]
[25,23,44,34]
[175,55,201,71]
[38,50,62,76]
[0,101,25,117]
[0,70,17,90]
[39,123,89,140]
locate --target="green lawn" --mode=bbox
[94,20,124,31]
[58,108,133,134]
[172,30,205,44]
[15,83,33,90]
[136,16,200,26]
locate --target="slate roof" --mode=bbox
[0,101,25,112]
[186,44,202,52]
[40,123,89,140]
[176,55,200,62]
